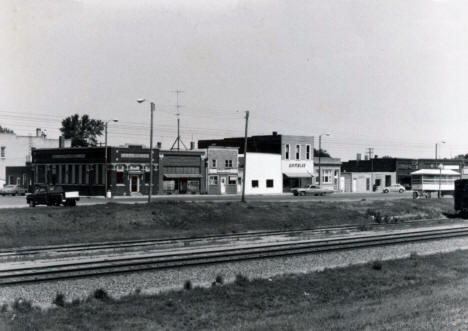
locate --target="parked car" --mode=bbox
[26,185,80,207]
[382,184,406,193]
[291,185,334,196]
[0,184,27,196]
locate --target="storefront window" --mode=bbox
[252,180,259,188]
[322,169,332,183]
[306,145,311,160]
[209,175,218,185]
[116,172,124,184]
[266,179,274,188]
[144,172,151,184]
[295,145,300,160]
[285,144,290,160]
[228,176,236,185]
[225,160,233,168]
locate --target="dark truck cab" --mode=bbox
[26,185,80,207]
[454,179,468,217]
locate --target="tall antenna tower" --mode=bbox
[170,89,187,151]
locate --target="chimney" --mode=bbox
[157,142,162,149]
[356,153,361,161]
[36,128,42,137]
[365,155,369,160]
[374,155,378,159]
[59,136,65,148]
[272,131,278,136]
[190,141,195,150]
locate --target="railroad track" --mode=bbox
[2,225,468,286]
[0,217,450,258]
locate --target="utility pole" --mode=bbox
[137,99,155,204]
[149,102,155,204]
[104,119,118,198]
[170,89,187,150]
[366,147,374,192]
[318,133,330,187]
[241,111,249,203]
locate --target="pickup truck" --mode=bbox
[291,185,334,196]
[26,185,80,207]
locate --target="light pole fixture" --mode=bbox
[438,163,444,198]
[137,98,155,204]
[435,141,445,160]
[318,133,330,187]
[104,119,119,198]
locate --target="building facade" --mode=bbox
[31,145,158,196]
[238,153,283,195]
[205,146,238,195]
[0,129,70,187]
[158,150,206,194]
[314,157,341,191]
[199,132,315,192]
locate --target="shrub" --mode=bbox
[184,280,193,290]
[53,292,66,307]
[371,260,383,271]
[234,274,249,286]
[13,298,32,312]
[215,274,224,285]
[93,289,109,301]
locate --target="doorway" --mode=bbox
[220,177,226,194]
[131,176,139,193]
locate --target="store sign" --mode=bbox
[52,154,86,159]
[121,153,149,159]
[281,160,314,174]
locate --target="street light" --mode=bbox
[104,119,119,198]
[438,163,444,198]
[318,133,330,187]
[435,141,445,160]
[137,99,155,204]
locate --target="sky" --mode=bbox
[2,0,468,160]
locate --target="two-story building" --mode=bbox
[198,132,315,192]
[205,146,238,195]
[1,129,70,187]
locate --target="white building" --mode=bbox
[0,129,70,186]
[239,153,283,194]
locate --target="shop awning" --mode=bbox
[164,174,203,179]
[283,173,314,178]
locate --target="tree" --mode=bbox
[0,125,14,134]
[60,114,104,147]
[314,148,331,157]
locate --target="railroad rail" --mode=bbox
[0,217,451,258]
[2,225,468,286]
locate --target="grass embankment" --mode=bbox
[0,199,454,248]
[3,249,468,330]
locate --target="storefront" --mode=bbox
[158,150,206,194]
[282,159,314,192]
[31,145,158,196]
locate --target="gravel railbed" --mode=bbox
[2,237,468,308]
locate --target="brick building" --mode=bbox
[205,146,238,195]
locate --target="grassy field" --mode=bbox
[3,249,468,330]
[0,198,455,248]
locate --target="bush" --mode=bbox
[93,289,110,301]
[13,298,32,312]
[234,274,249,286]
[215,274,224,285]
[184,280,193,290]
[371,260,383,271]
[53,292,66,307]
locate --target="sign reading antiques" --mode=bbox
[281,160,314,175]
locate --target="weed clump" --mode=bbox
[93,288,110,301]
[215,274,224,285]
[234,274,249,286]
[184,280,193,290]
[13,298,32,312]
[371,260,383,271]
[53,292,66,307]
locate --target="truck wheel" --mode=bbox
[399,189,404,193]
[293,192,298,196]
[299,191,306,196]
[29,200,35,208]
[70,200,76,207]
